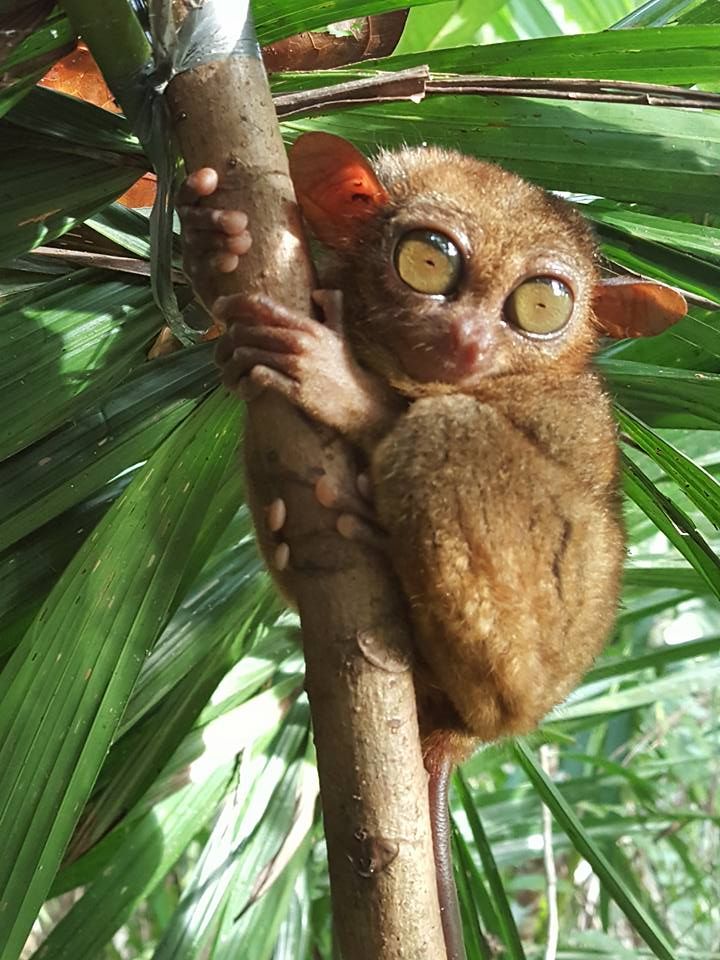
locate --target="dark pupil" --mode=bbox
[395,229,461,295]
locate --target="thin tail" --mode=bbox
[426,747,467,960]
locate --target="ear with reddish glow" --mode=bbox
[288,132,389,248]
[592,277,687,339]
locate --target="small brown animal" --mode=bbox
[179,134,686,960]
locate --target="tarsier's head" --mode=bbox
[289,132,685,397]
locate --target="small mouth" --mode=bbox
[398,327,489,384]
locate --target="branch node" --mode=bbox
[356,629,411,674]
[351,831,400,877]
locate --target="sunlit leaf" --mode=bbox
[0,389,242,959]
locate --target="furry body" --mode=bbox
[200,140,669,756]
[317,146,626,750]
[372,379,623,749]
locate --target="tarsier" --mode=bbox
[180,133,685,960]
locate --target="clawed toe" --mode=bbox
[314,474,375,521]
[314,473,387,552]
[336,513,388,552]
[260,468,385,574]
[264,498,291,571]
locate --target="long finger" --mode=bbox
[336,513,388,552]
[179,206,249,236]
[214,293,318,334]
[183,228,252,256]
[227,364,301,404]
[218,325,307,356]
[185,251,241,278]
[177,167,219,204]
[314,475,376,522]
[313,289,344,334]
[220,347,298,388]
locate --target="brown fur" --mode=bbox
[373,379,622,754]
[322,146,624,756]
[212,140,629,757]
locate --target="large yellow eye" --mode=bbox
[505,277,574,335]
[394,230,462,296]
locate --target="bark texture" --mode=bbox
[262,10,409,72]
[166,31,446,960]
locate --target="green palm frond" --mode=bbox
[1,1,718,958]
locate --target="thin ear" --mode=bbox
[592,277,687,339]
[288,132,389,248]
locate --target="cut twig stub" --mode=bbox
[351,829,401,878]
[357,628,411,674]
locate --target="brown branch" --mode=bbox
[274,65,429,119]
[683,291,720,310]
[165,8,445,960]
[262,10,409,73]
[30,246,188,281]
[272,69,720,118]
[426,75,720,109]
[469,75,720,100]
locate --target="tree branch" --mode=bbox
[29,246,186,280]
[273,69,720,118]
[165,6,445,960]
[274,65,429,118]
[426,74,720,110]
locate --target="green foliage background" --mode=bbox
[0,1,719,958]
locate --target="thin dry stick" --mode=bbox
[540,744,559,960]
[29,246,185,281]
[427,75,720,110]
[273,69,720,118]
[274,65,429,117]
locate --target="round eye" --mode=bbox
[505,277,574,336]
[394,230,462,296]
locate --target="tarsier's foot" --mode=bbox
[315,471,373,516]
[316,472,387,551]
[264,498,291,572]
[179,169,398,560]
[264,471,387,570]
[177,167,252,308]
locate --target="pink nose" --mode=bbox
[395,315,493,384]
[447,316,487,378]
